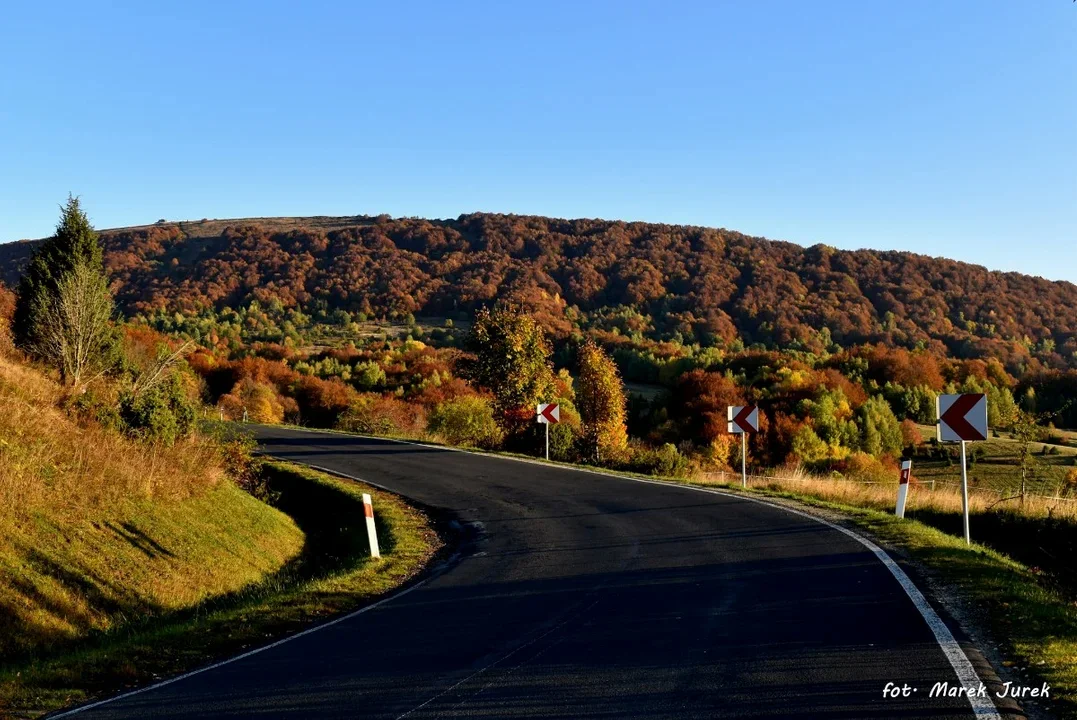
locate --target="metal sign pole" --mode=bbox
[545,421,549,461]
[741,433,747,489]
[960,440,970,544]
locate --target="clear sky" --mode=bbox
[1,2,1074,281]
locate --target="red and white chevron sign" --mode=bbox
[936,394,988,442]
[727,405,759,434]
[537,403,560,424]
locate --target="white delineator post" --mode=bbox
[895,459,912,518]
[363,493,381,558]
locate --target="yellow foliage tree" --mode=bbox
[576,340,628,464]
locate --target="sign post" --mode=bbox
[937,393,988,544]
[895,459,912,518]
[537,403,560,461]
[727,405,760,489]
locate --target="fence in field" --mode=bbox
[697,469,1077,504]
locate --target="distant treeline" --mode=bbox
[0,213,1074,376]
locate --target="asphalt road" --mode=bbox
[63,428,1005,719]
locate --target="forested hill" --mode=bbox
[1,213,1074,371]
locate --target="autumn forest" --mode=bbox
[1,212,1075,486]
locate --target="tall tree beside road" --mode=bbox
[13,197,116,386]
[35,262,116,388]
[14,197,106,351]
[466,306,555,429]
[576,340,629,463]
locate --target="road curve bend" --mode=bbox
[58,428,1005,719]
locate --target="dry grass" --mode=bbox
[697,465,1077,521]
[0,354,305,685]
[0,355,221,515]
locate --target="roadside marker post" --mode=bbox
[362,493,381,558]
[936,393,988,544]
[895,459,912,518]
[537,403,560,461]
[727,405,760,489]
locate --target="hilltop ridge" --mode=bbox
[1,212,1073,372]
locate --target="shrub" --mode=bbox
[1064,468,1077,496]
[900,418,922,448]
[623,441,691,478]
[352,360,386,390]
[339,393,427,436]
[427,395,504,449]
[69,385,123,431]
[291,375,355,427]
[548,420,580,462]
[119,374,197,445]
[221,434,277,502]
[838,451,896,484]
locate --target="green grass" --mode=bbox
[0,462,442,719]
[910,424,1077,497]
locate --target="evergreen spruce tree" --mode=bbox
[13,196,105,352]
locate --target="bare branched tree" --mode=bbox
[35,262,115,389]
[129,340,193,399]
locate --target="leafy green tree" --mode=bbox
[14,196,105,352]
[1011,407,1047,502]
[885,383,936,424]
[857,396,904,457]
[987,384,1017,429]
[791,425,829,463]
[465,306,555,423]
[352,360,387,390]
[799,389,859,450]
[575,340,629,463]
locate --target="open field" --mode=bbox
[300,316,467,352]
[907,424,1077,498]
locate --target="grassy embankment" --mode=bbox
[0,355,440,718]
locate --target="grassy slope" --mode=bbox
[0,355,307,716]
[0,483,302,660]
[1,461,441,718]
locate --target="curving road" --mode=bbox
[60,428,1007,719]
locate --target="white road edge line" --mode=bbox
[274,428,1001,719]
[50,462,445,719]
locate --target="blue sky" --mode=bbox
[1,1,1074,281]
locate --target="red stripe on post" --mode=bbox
[364,502,374,519]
